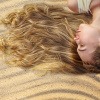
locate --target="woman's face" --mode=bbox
[74,24,100,63]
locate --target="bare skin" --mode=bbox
[67,0,100,63]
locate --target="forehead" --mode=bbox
[87,25,100,36]
[81,24,100,35]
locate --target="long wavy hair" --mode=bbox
[0,4,92,74]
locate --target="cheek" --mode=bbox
[77,51,93,62]
[79,35,88,44]
[77,52,84,61]
[80,31,92,43]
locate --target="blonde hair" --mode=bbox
[0,4,92,73]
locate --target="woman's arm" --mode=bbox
[67,0,78,13]
[67,0,100,14]
[44,0,67,7]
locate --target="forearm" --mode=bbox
[67,0,100,14]
[44,0,68,7]
[67,0,78,13]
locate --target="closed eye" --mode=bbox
[77,44,86,51]
[78,49,86,51]
[80,44,84,47]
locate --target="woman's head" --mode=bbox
[67,0,100,71]
[0,4,99,73]
[74,23,100,63]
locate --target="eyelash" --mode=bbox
[80,44,84,47]
[78,44,86,51]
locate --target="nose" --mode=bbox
[74,35,79,40]
[74,36,80,45]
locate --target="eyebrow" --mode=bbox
[83,62,93,65]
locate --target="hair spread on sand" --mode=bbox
[0,4,94,73]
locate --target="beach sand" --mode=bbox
[0,0,100,100]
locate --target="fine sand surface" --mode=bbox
[0,0,100,100]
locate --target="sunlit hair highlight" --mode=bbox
[0,4,94,73]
